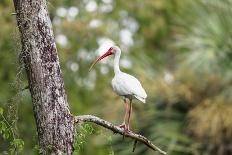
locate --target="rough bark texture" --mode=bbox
[13,0,74,154]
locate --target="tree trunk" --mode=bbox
[13,0,74,154]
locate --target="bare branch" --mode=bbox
[74,115,167,155]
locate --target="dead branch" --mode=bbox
[74,115,167,155]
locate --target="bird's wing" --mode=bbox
[114,73,147,103]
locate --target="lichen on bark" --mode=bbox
[13,0,74,154]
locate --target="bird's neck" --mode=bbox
[114,52,121,74]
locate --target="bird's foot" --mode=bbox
[119,123,128,130]
[119,123,130,140]
[119,124,131,133]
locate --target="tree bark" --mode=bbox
[13,0,74,154]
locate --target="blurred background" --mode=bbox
[1,0,232,154]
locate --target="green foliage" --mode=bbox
[33,145,43,155]
[73,123,95,154]
[0,107,24,154]
[10,139,24,152]
[174,0,232,74]
[73,123,115,155]
[0,108,3,115]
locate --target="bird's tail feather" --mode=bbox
[134,95,146,103]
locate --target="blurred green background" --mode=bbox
[1,0,232,154]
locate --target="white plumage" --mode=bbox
[89,45,147,130]
[112,72,147,103]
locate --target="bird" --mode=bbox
[89,45,147,130]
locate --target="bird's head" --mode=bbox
[110,45,121,54]
[89,45,121,71]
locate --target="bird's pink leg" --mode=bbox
[119,98,128,130]
[127,99,132,131]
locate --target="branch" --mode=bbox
[74,115,166,155]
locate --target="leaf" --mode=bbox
[73,150,79,155]
[0,121,6,133]
[0,107,3,115]
[33,145,43,154]
[11,139,24,152]
[3,129,10,139]
[8,148,15,155]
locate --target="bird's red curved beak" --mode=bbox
[89,48,113,71]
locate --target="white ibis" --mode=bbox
[89,45,147,130]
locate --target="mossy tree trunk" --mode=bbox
[13,0,74,154]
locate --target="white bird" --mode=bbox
[89,45,147,130]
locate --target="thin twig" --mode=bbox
[133,140,138,152]
[74,115,166,155]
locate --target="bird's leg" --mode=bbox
[127,99,132,131]
[119,98,128,130]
